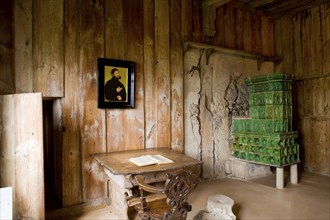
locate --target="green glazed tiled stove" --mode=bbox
[232,73,300,168]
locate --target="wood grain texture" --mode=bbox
[79,0,106,202]
[293,13,303,77]
[62,0,83,206]
[14,0,33,93]
[123,0,144,151]
[0,93,45,219]
[321,3,330,74]
[105,0,125,153]
[310,6,322,75]
[33,0,64,97]
[144,0,157,149]
[155,0,171,148]
[170,0,184,152]
[14,93,44,219]
[0,95,15,188]
[181,0,193,42]
[276,3,329,175]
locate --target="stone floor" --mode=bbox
[47,170,329,220]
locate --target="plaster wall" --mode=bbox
[184,46,274,180]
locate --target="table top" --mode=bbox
[91,148,202,175]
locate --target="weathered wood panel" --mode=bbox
[33,0,64,97]
[14,0,33,93]
[144,0,156,149]
[123,0,144,151]
[276,3,330,176]
[79,0,106,203]
[310,6,322,75]
[0,95,15,187]
[105,0,125,153]
[170,0,184,152]
[182,0,193,42]
[310,119,328,174]
[301,10,311,77]
[251,13,261,54]
[0,93,44,219]
[321,3,330,74]
[243,10,252,52]
[208,4,275,56]
[155,0,171,148]
[15,93,44,219]
[192,0,203,42]
[0,0,13,94]
[293,13,303,78]
[61,0,82,206]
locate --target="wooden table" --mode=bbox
[91,148,202,219]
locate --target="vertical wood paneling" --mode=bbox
[144,0,156,149]
[303,80,313,116]
[224,6,236,49]
[326,77,330,118]
[281,16,294,74]
[14,0,33,93]
[33,0,64,97]
[80,0,106,202]
[293,14,303,77]
[310,6,322,75]
[155,0,171,147]
[235,8,244,50]
[295,81,305,117]
[105,0,125,152]
[274,18,283,72]
[123,0,144,151]
[261,15,270,56]
[0,95,15,188]
[15,94,44,219]
[243,10,252,52]
[212,6,225,46]
[251,13,261,54]
[321,3,330,74]
[13,93,44,219]
[170,0,184,152]
[299,118,311,165]
[62,0,82,206]
[0,0,14,94]
[276,3,329,176]
[313,78,325,117]
[181,0,193,42]
[327,119,330,175]
[311,119,328,173]
[192,0,203,42]
[301,9,311,77]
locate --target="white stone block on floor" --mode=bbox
[193,194,236,220]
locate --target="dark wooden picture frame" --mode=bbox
[98,58,135,108]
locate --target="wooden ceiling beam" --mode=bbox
[202,0,233,7]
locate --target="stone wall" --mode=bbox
[184,45,274,180]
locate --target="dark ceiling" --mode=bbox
[231,0,329,17]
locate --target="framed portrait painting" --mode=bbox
[98,58,135,108]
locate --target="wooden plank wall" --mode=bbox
[275,2,330,176]
[0,93,44,219]
[9,0,202,208]
[206,3,275,57]
[0,0,14,94]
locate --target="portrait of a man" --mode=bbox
[104,67,127,102]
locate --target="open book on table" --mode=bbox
[129,154,174,167]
